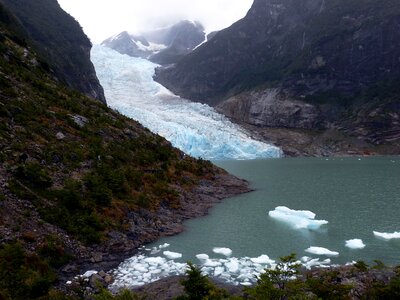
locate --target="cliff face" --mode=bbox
[155,0,400,155]
[1,0,106,102]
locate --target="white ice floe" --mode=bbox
[250,255,274,264]
[268,206,328,230]
[159,243,170,249]
[196,254,210,261]
[109,245,345,291]
[373,231,400,240]
[163,251,183,259]
[305,247,339,257]
[213,247,233,256]
[345,239,366,249]
[91,45,282,160]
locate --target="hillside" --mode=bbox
[0,3,247,299]
[1,0,105,102]
[155,0,400,156]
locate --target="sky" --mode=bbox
[57,0,253,44]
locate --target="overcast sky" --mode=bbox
[57,0,253,43]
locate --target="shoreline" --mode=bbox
[61,171,252,289]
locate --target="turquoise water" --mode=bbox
[111,157,400,288]
[150,157,400,265]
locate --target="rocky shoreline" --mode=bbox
[59,172,251,291]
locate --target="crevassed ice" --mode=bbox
[268,206,328,230]
[91,45,282,160]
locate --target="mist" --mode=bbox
[58,0,253,43]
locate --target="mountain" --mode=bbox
[102,20,206,65]
[0,2,247,298]
[0,0,106,102]
[155,0,400,156]
[101,31,166,59]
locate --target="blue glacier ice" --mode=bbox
[91,45,282,160]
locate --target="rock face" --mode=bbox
[1,0,106,103]
[102,20,205,65]
[155,0,400,155]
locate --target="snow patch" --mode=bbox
[268,206,328,230]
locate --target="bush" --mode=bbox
[15,162,52,188]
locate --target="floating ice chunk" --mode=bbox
[225,260,239,273]
[373,231,400,240]
[163,251,182,259]
[305,247,339,257]
[144,257,166,265]
[345,239,366,249]
[213,247,233,256]
[159,243,170,249]
[196,254,210,261]
[268,206,328,230]
[204,259,221,267]
[82,270,98,278]
[250,255,274,265]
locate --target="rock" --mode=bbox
[98,270,106,278]
[69,114,88,128]
[104,275,113,284]
[56,132,65,140]
[91,253,103,263]
[62,264,79,273]
[89,274,104,288]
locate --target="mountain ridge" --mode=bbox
[154,0,400,156]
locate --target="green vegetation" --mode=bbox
[176,262,229,300]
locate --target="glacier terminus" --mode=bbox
[91,45,281,160]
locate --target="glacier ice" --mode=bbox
[345,239,366,249]
[91,45,282,160]
[305,247,339,257]
[373,231,400,240]
[268,206,328,230]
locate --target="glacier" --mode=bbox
[91,45,282,160]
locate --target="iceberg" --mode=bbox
[373,231,400,240]
[345,239,366,249]
[305,247,339,257]
[213,247,233,256]
[268,206,328,230]
[163,251,182,259]
[91,45,282,160]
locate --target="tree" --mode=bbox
[245,254,307,300]
[176,262,229,300]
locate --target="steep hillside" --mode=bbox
[155,0,400,156]
[1,0,106,102]
[0,3,247,299]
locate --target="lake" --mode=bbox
[110,157,400,288]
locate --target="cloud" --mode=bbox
[58,0,253,43]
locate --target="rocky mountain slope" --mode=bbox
[1,0,106,102]
[102,20,205,65]
[0,3,248,299]
[155,0,400,156]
